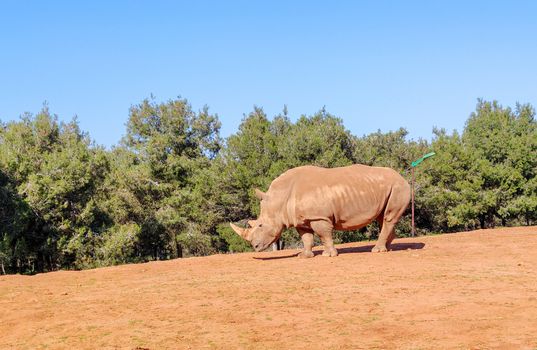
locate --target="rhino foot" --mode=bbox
[371,245,388,253]
[322,248,338,257]
[298,250,315,258]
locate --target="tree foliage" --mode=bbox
[0,98,534,274]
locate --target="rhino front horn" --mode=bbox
[230,223,250,240]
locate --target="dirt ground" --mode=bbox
[1,226,537,350]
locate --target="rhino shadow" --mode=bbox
[254,242,425,260]
[333,242,425,255]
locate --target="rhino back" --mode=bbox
[276,165,407,229]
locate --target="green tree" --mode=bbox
[417,100,537,233]
[119,97,222,259]
[1,97,535,273]
[462,100,536,226]
[278,108,356,169]
[0,107,110,271]
[354,127,429,171]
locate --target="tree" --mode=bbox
[0,106,109,271]
[417,100,537,233]
[279,108,356,169]
[462,100,536,226]
[119,96,222,259]
[354,127,429,171]
[1,97,535,273]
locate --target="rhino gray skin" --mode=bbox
[230,164,411,258]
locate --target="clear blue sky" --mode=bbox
[1,1,536,147]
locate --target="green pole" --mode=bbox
[411,152,436,236]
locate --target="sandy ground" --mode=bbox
[1,226,537,350]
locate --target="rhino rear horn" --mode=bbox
[254,188,267,200]
[230,223,250,241]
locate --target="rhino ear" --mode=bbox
[254,188,267,200]
[230,223,251,241]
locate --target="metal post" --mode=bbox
[411,166,415,237]
[410,151,435,237]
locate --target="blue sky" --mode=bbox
[1,1,536,147]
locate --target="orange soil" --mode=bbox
[1,226,537,350]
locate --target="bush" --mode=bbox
[177,223,215,257]
[98,223,141,266]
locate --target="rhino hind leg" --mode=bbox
[372,183,410,253]
[372,214,392,252]
[322,247,339,257]
[372,221,394,252]
[310,220,338,257]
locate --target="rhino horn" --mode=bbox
[230,223,250,240]
[247,220,257,228]
[254,188,267,200]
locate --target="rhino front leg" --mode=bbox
[297,229,314,258]
[310,220,338,257]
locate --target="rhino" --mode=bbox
[230,164,411,258]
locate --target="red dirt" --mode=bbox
[1,226,537,350]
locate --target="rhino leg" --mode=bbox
[310,220,338,257]
[386,231,397,248]
[297,229,314,258]
[372,184,408,252]
[373,213,394,252]
[372,221,394,252]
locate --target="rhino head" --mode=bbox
[230,189,282,252]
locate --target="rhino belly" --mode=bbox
[333,207,380,230]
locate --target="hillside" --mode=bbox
[1,226,536,350]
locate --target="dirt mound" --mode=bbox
[1,226,537,349]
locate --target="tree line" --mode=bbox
[1,98,535,274]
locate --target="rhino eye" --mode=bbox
[258,224,263,227]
